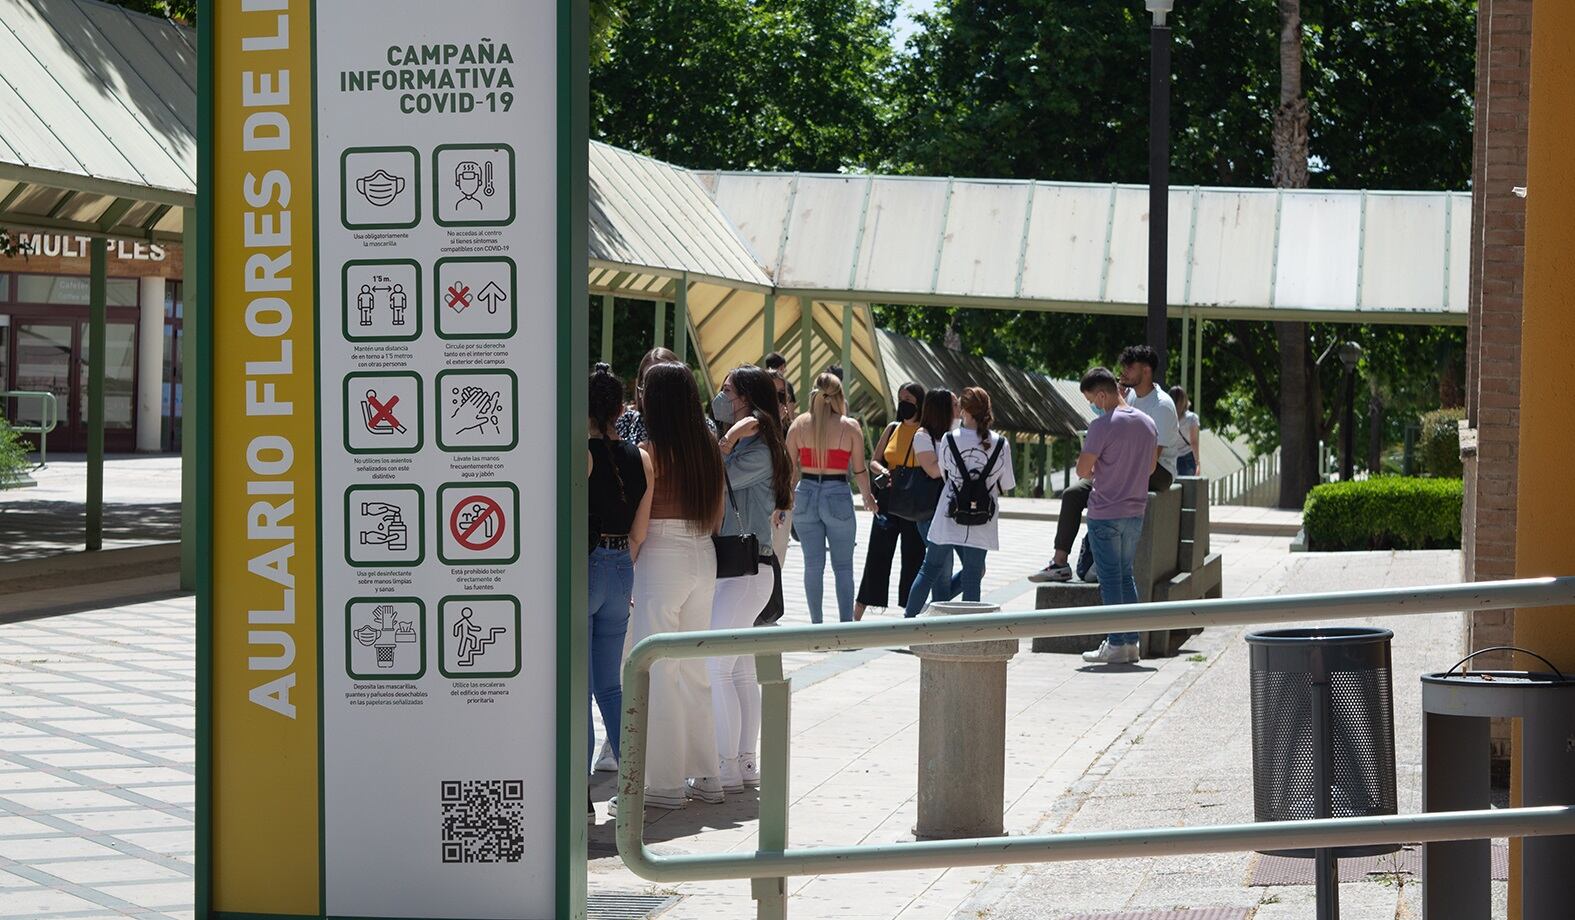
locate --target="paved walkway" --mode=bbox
[0,508,1488,920]
[0,457,182,564]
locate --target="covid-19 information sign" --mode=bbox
[199,1,585,917]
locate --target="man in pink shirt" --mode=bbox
[1075,367,1159,665]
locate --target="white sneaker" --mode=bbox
[641,789,688,811]
[740,753,761,788]
[1082,640,1139,664]
[594,740,618,773]
[1028,562,1074,583]
[686,776,725,804]
[719,756,745,795]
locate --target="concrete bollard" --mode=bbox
[911,600,1019,840]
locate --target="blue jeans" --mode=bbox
[1088,516,1143,645]
[795,478,857,623]
[903,517,987,618]
[1177,453,1198,477]
[587,545,633,768]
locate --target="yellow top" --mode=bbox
[883,421,922,468]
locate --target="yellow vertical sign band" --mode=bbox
[211,0,320,912]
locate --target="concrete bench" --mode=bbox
[1030,477,1222,659]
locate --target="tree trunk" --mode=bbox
[1276,322,1320,505]
[1367,381,1384,474]
[1273,0,1316,509]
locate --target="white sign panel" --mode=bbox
[315,2,556,916]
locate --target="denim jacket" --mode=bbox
[720,435,777,555]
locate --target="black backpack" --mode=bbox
[945,433,1005,527]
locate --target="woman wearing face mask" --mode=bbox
[852,383,928,620]
[586,364,650,799]
[905,387,1014,617]
[624,362,725,812]
[693,366,793,798]
[787,373,877,623]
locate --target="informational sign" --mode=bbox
[203,1,582,918]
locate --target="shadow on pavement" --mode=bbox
[0,500,181,563]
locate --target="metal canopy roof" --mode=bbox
[0,0,194,243]
[698,171,1470,326]
[590,144,1471,424]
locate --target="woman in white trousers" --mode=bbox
[625,362,727,811]
[628,519,720,808]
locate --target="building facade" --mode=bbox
[0,234,185,454]
[1461,0,1531,769]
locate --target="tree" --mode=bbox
[889,0,1471,487]
[1274,0,1319,509]
[592,0,897,172]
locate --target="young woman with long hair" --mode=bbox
[905,386,1016,618]
[853,382,928,619]
[786,372,876,623]
[586,363,649,790]
[625,362,725,811]
[694,364,793,797]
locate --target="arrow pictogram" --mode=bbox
[476,281,507,314]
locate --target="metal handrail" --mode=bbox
[1,389,59,469]
[616,576,1575,915]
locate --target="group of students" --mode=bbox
[584,343,1198,811]
[585,347,1022,813]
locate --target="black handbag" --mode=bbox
[881,435,944,521]
[713,476,760,578]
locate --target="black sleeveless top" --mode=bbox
[588,438,647,537]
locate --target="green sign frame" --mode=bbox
[195,1,588,917]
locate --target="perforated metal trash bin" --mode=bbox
[1247,627,1398,859]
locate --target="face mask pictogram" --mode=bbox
[356,168,407,207]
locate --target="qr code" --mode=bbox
[440,779,525,864]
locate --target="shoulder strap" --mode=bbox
[978,436,1006,491]
[946,433,978,482]
[980,436,1005,475]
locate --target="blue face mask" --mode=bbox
[1089,402,1104,417]
[712,391,738,426]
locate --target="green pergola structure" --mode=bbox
[0,0,196,576]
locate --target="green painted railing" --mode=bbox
[617,576,1575,918]
[2,389,59,470]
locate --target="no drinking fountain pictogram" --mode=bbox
[449,495,506,552]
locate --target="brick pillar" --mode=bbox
[1463,0,1531,771]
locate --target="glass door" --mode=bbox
[78,321,138,453]
[11,322,73,451]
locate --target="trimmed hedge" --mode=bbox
[1302,477,1463,551]
[1418,407,1465,478]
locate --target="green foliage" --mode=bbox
[103,0,194,23]
[883,0,1473,455]
[1302,477,1463,551]
[1418,407,1465,478]
[0,413,30,488]
[1306,0,1477,189]
[592,0,898,172]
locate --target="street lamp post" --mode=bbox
[1338,342,1363,482]
[1147,0,1174,384]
